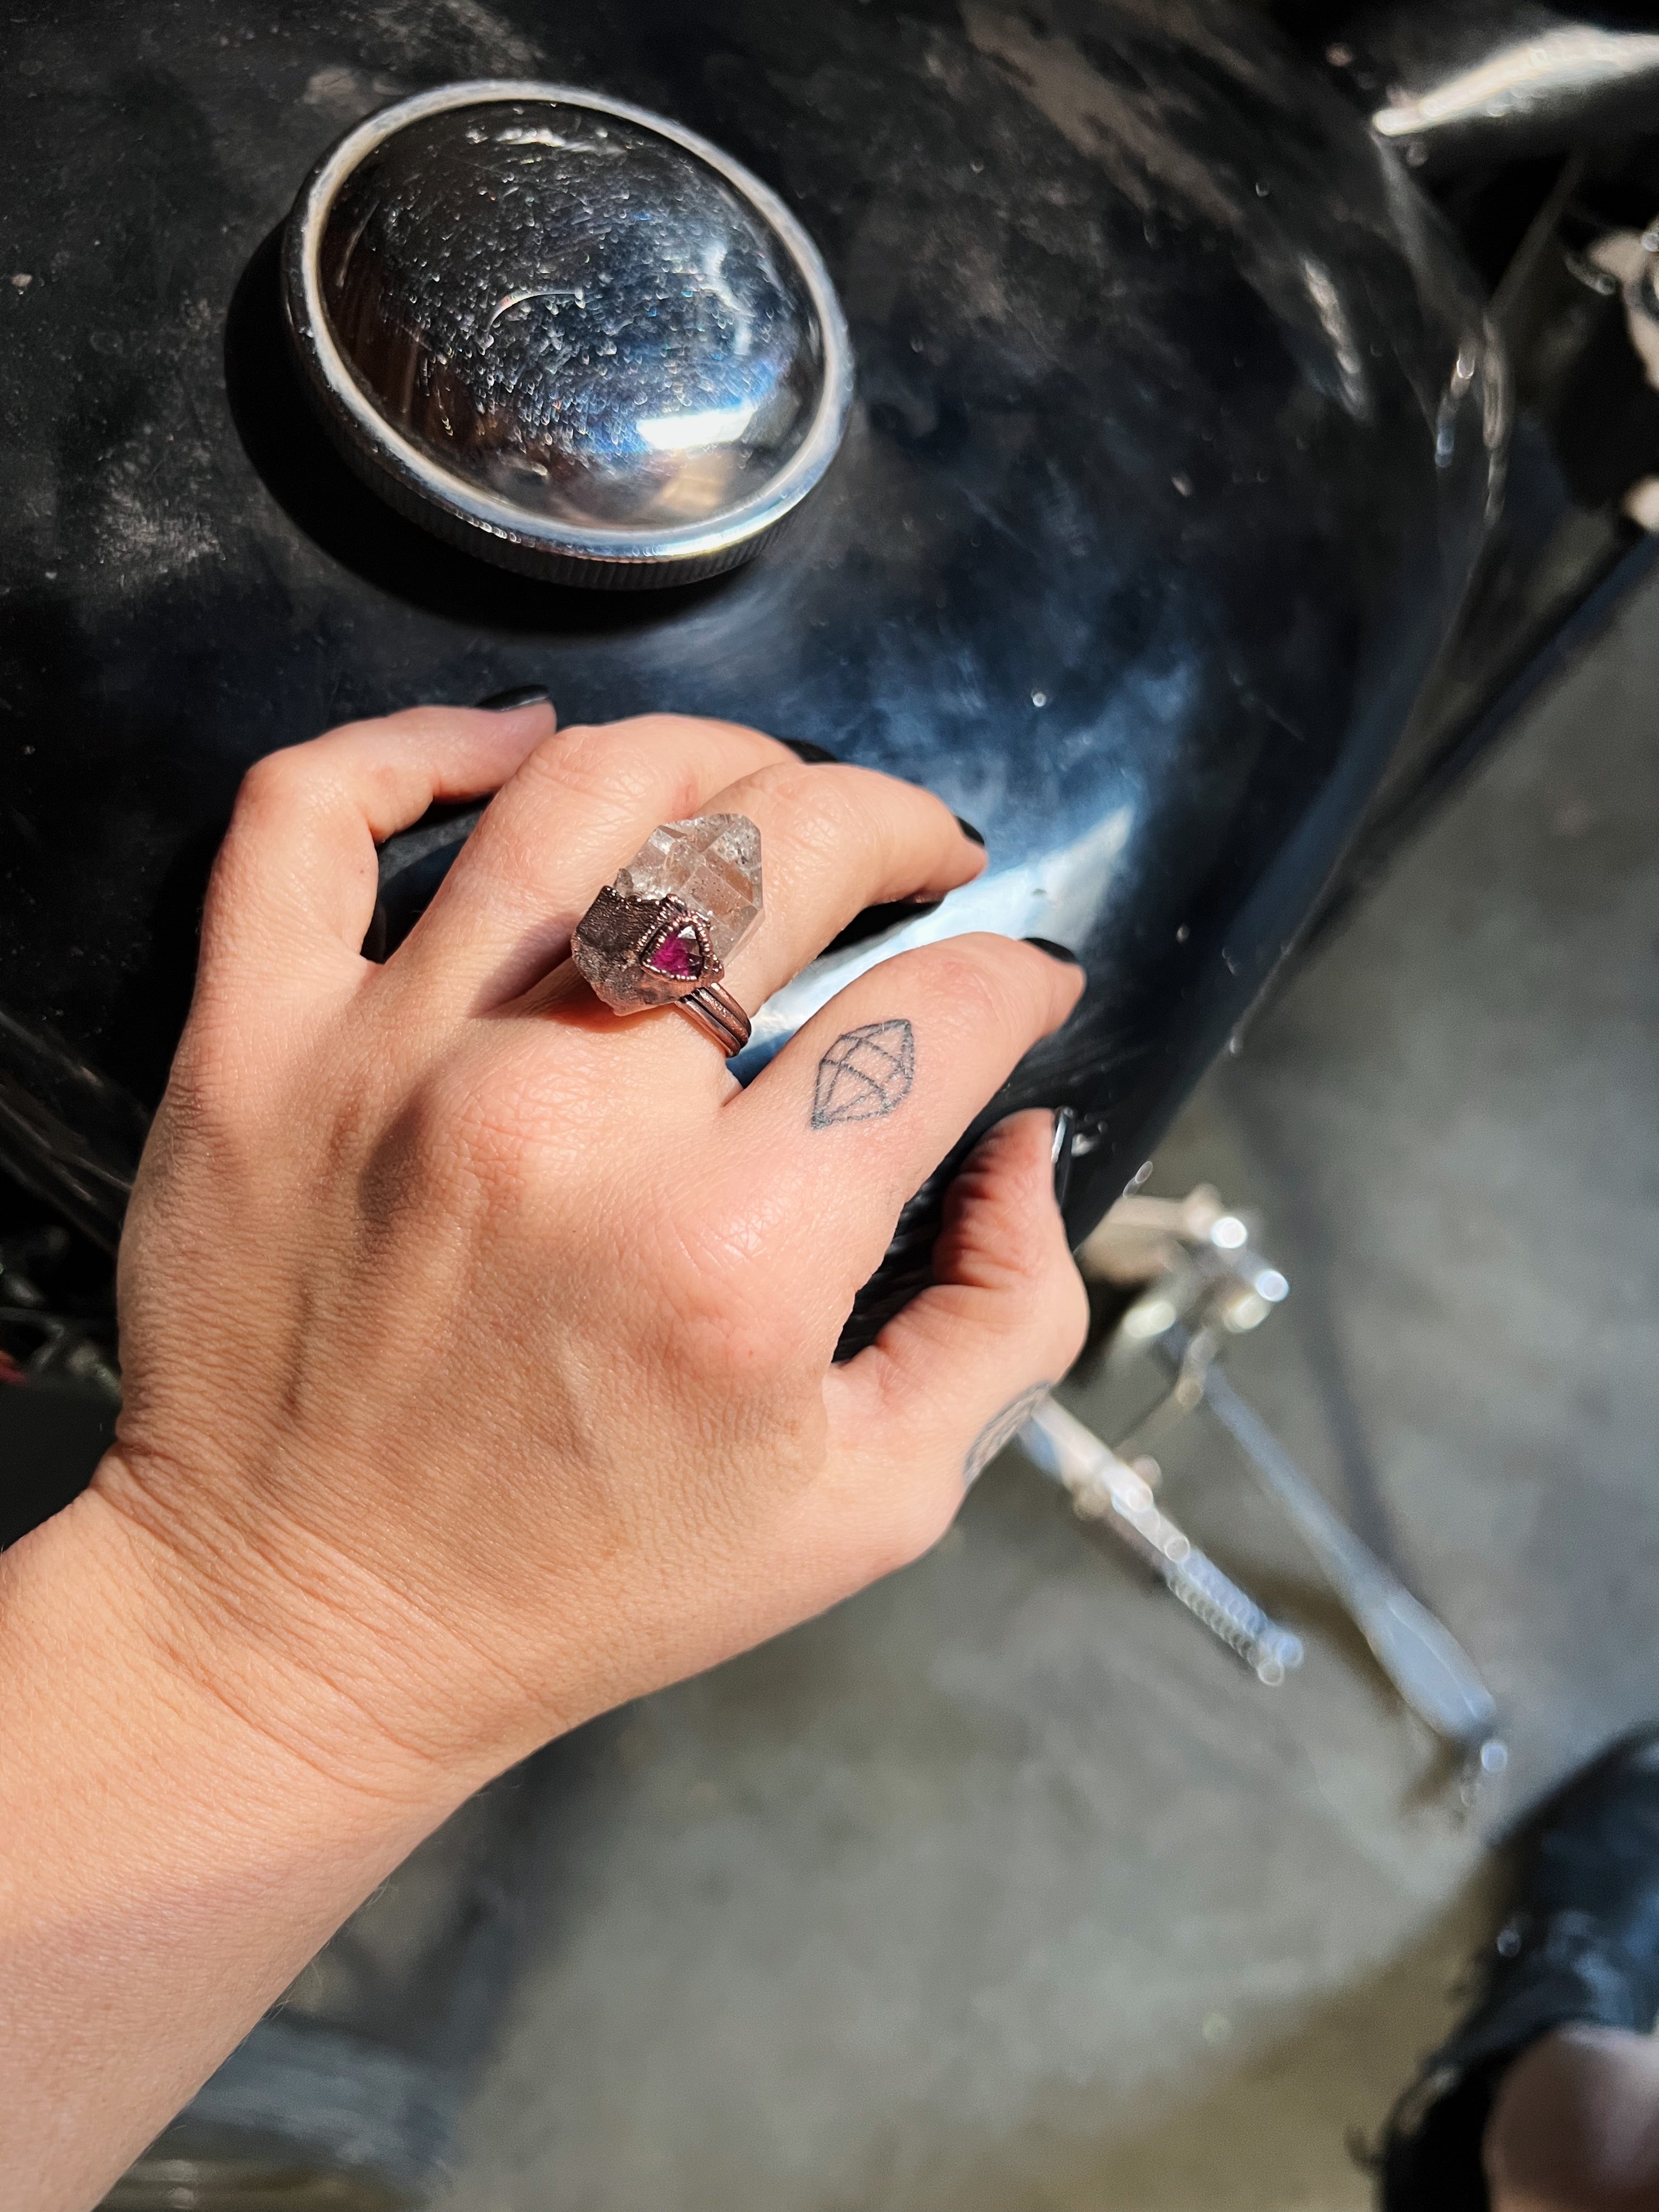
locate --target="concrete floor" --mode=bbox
[420,573,1659,2209]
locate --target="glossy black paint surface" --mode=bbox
[0,0,1499,1336]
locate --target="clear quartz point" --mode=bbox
[573,812,763,1014]
[614,814,763,962]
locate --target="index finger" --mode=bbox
[204,700,557,996]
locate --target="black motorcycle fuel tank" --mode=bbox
[0,0,1503,1328]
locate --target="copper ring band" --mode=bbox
[674,980,752,1057]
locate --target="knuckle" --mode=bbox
[769,783,856,867]
[845,763,958,851]
[923,945,1016,1031]
[229,748,347,862]
[366,704,470,742]
[1005,1181,1070,1276]
[661,1257,804,1389]
[611,710,778,760]
[741,758,840,829]
[235,748,292,804]
[1002,1244,1090,1348]
[689,1305,797,1395]
[744,760,947,861]
[234,745,313,823]
[521,724,666,816]
[651,1201,820,1390]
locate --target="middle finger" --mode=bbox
[703,758,986,1021]
[391,713,800,1012]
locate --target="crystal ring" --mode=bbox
[572,813,763,1058]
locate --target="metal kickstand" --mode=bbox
[1032,1182,1505,1791]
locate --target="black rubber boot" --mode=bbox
[1380,1726,1659,2211]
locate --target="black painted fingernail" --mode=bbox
[477,684,551,712]
[1051,1107,1076,1210]
[1023,936,1083,966]
[780,736,840,765]
[955,815,986,848]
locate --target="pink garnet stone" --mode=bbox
[646,924,705,980]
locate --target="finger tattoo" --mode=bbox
[964,1383,1052,1486]
[810,1018,916,1128]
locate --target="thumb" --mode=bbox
[823,1109,1089,1568]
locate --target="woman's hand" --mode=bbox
[0,698,1086,2210]
[99,698,1087,1799]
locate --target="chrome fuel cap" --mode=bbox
[283,81,853,586]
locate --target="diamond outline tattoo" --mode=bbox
[810,1019,916,1128]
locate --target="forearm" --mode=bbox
[0,1480,461,2212]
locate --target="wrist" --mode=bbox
[12,1464,480,1834]
[83,1437,572,1803]
[0,1469,467,2211]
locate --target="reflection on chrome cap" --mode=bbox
[283,81,853,586]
